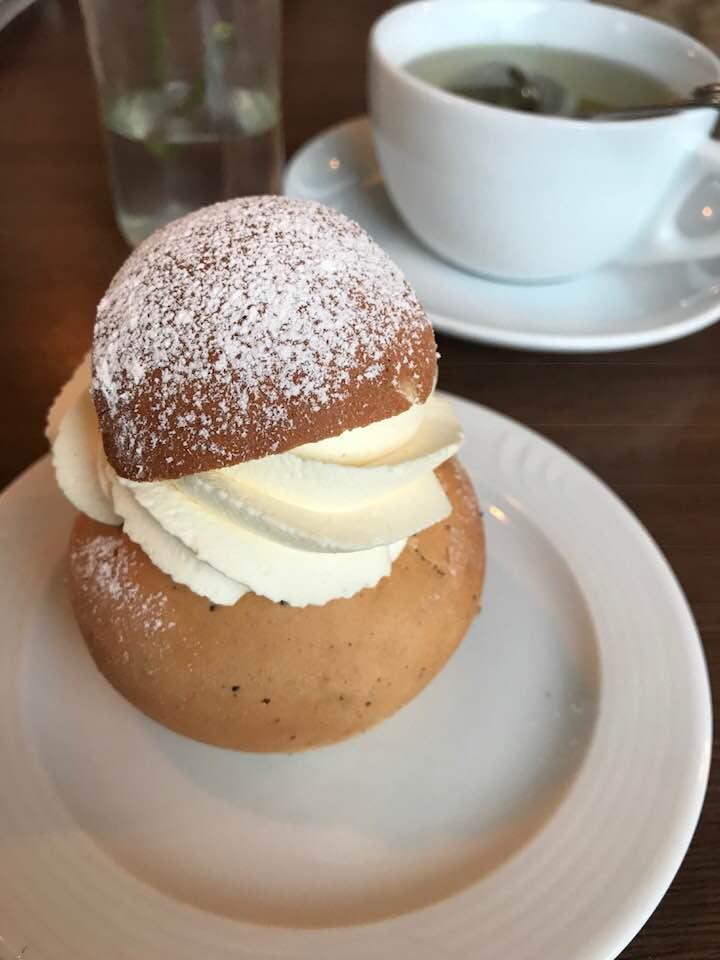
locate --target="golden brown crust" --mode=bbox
[68,458,485,752]
[92,197,437,481]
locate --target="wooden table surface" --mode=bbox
[0,0,717,957]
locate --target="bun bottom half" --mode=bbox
[68,458,485,752]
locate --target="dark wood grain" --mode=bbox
[0,1,717,957]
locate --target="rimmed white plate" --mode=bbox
[0,396,711,960]
[284,117,720,352]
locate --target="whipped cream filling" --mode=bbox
[48,358,462,607]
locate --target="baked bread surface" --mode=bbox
[92,196,437,481]
[68,458,485,751]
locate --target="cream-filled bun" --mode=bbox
[48,197,485,751]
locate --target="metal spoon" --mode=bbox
[448,62,567,114]
[587,81,720,121]
[451,62,720,121]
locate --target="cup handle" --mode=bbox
[623,139,720,265]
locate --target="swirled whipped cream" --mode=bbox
[48,357,462,607]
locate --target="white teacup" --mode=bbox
[369,0,720,282]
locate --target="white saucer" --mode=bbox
[0,396,710,959]
[284,117,720,352]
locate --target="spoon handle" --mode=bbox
[590,100,718,121]
[590,83,720,122]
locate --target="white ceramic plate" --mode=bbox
[0,396,710,960]
[284,117,720,352]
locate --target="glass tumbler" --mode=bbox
[79,0,284,247]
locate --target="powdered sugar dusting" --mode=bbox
[71,534,175,636]
[93,196,434,480]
